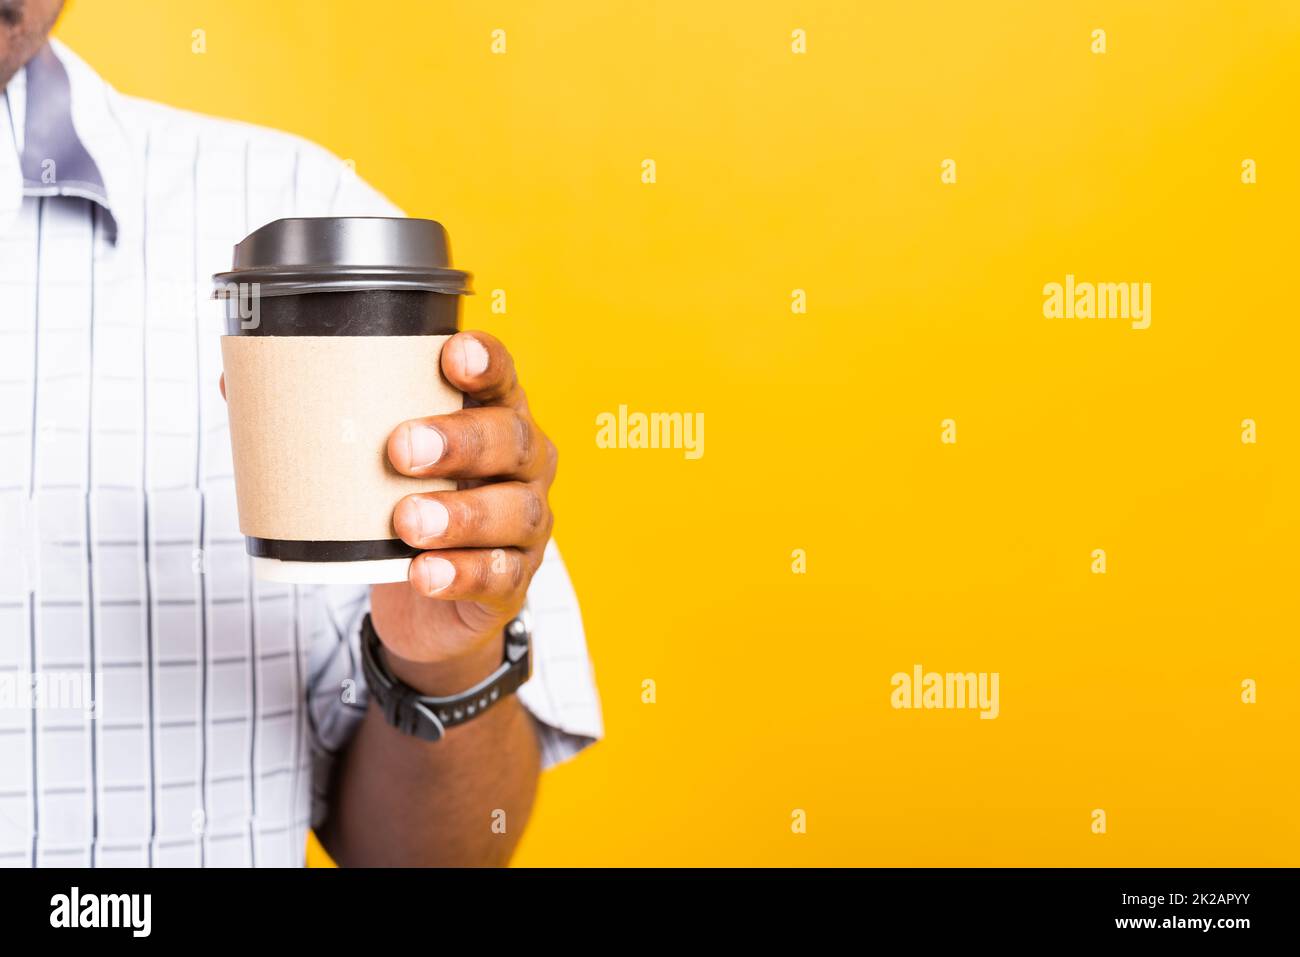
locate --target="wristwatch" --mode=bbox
[359,608,532,742]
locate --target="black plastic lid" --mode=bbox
[213,217,471,299]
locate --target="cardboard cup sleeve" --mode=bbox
[221,334,462,570]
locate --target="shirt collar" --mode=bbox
[2,39,128,242]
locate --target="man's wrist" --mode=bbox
[379,629,506,698]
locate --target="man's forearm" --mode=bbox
[318,632,542,867]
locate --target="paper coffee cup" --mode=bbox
[214,217,471,585]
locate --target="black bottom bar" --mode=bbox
[3,868,1293,943]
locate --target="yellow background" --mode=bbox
[55,0,1298,866]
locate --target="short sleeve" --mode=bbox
[516,541,604,765]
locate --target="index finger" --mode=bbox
[442,331,527,410]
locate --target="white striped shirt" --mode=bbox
[0,39,602,868]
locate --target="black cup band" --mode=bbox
[222,288,460,337]
[246,537,419,563]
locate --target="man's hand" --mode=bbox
[369,331,557,693]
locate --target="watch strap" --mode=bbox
[359,612,532,742]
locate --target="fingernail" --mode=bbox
[458,336,489,377]
[416,556,456,594]
[396,497,449,542]
[414,499,449,539]
[405,425,444,469]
